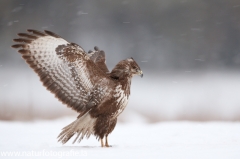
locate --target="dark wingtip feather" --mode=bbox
[18,49,30,54]
[12,44,20,48]
[44,30,61,38]
[12,44,27,49]
[94,46,99,51]
[27,29,46,36]
[13,38,32,43]
[11,45,18,48]
[99,50,105,55]
[18,33,38,39]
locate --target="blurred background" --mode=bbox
[0,0,240,122]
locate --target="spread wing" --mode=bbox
[87,47,109,73]
[12,29,112,113]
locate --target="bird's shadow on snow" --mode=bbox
[54,145,118,149]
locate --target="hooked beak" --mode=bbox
[139,70,143,78]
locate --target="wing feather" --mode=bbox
[12,29,112,113]
[87,47,109,73]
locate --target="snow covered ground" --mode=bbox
[1,118,240,159]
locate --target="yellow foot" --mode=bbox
[105,144,112,147]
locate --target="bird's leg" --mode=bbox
[100,138,104,147]
[105,135,111,147]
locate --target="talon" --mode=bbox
[105,144,111,147]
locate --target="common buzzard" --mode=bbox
[12,29,143,147]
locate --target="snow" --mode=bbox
[1,118,240,159]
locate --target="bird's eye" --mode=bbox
[132,66,137,69]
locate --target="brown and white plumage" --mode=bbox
[12,29,143,147]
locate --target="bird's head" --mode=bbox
[126,57,143,77]
[110,57,143,80]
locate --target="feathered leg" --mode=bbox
[104,118,117,147]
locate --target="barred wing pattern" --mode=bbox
[12,30,110,113]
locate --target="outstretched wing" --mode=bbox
[87,46,109,73]
[12,29,111,113]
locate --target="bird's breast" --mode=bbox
[111,85,129,118]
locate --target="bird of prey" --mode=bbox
[12,29,143,147]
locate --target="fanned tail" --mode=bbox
[57,112,96,144]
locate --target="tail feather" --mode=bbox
[58,112,96,144]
